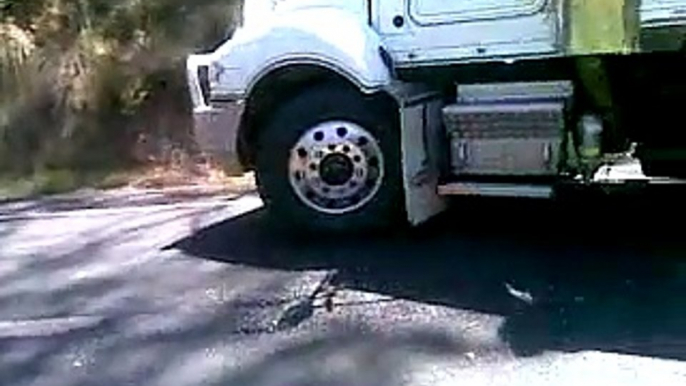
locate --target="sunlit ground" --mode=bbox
[0,188,684,385]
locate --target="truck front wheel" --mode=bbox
[255,85,403,232]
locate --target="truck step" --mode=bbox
[437,182,553,198]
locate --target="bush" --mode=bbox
[0,0,241,175]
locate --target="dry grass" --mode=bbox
[0,161,255,201]
[126,163,255,194]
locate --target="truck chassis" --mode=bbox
[187,0,686,231]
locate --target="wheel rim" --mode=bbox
[288,120,385,215]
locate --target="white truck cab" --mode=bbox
[187,0,686,232]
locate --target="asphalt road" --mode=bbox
[0,187,685,386]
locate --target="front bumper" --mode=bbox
[193,102,245,172]
[187,54,245,172]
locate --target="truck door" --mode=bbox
[375,0,560,67]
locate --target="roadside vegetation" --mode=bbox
[0,0,242,198]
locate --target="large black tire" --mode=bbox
[255,85,404,233]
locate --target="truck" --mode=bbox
[186,0,686,231]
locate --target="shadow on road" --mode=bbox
[172,195,686,362]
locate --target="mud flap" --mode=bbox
[390,83,449,225]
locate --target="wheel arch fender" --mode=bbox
[220,8,396,168]
[212,7,393,98]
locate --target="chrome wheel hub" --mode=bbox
[288,121,385,214]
